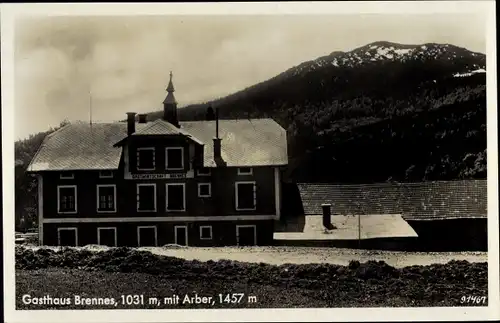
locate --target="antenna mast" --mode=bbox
[89,89,93,127]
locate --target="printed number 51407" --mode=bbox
[460,295,487,305]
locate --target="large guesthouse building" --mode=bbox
[27,73,288,247]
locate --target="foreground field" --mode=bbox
[23,245,488,268]
[15,246,488,309]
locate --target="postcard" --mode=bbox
[2,1,498,322]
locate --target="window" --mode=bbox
[97,185,116,213]
[237,167,253,175]
[60,172,74,179]
[199,226,213,240]
[235,181,256,211]
[174,226,188,246]
[136,147,155,170]
[197,168,211,176]
[137,226,157,247]
[137,184,156,212]
[236,225,257,246]
[166,183,186,211]
[58,227,78,246]
[57,185,77,214]
[99,170,113,178]
[97,227,117,247]
[198,183,211,197]
[166,147,184,170]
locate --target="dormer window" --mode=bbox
[60,172,74,179]
[237,167,253,175]
[99,170,113,178]
[197,168,211,176]
[165,147,184,170]
[137,147,155,171]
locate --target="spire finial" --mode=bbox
[167,71,175,93]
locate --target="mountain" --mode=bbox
[148,41,486,182]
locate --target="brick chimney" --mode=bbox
[213,107,226,167]
[322,203,332,228]
[126,112,136,135]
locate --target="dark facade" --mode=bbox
[29,73,288,247]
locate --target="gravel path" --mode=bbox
[141,246,488,268]
[23,245,487,268]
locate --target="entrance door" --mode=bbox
[58,228,77,246]
[138,226,157,247]
[175,226,188,246]
[98,227,117,247]
[236,225,256,246]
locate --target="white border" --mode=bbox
[2,1,498,322]
[237,167,253,175]
[136,147,156,171]
[235,181,257,211]
[136,183,157,212]
[199,225,213,240]
[197,182,212,197]
[165,183,186,211]
[56,185,78,214]
[57,227,78,247]
[174,225,189,246]
[137,225,158,247]
[97,227,118,247]
[236,224,257,246]
[96,184,117,213]
[99,170,114,179]
[165,147,185,171]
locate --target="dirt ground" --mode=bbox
[15,246,489,309]
[23,245,488,268]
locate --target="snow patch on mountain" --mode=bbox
[290,42,485,77]
[453,68,486,78]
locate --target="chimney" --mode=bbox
[138,114,147,124]
[322,203,332,228]
[126,112,136,135]
[213,107,225,166]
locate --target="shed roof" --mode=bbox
[297,180,487,220]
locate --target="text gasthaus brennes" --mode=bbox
[21,293,258,307]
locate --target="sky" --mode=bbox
[13,13,487,140]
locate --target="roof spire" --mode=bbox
[166,70,175,93]
[163,70,179,127]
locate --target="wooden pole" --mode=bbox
[358,212,361,249]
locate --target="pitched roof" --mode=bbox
[297,180,487,220]
[126,119,204,145]
[28,118,287,171]
[182,118,288,167]
[27,122,146,172]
